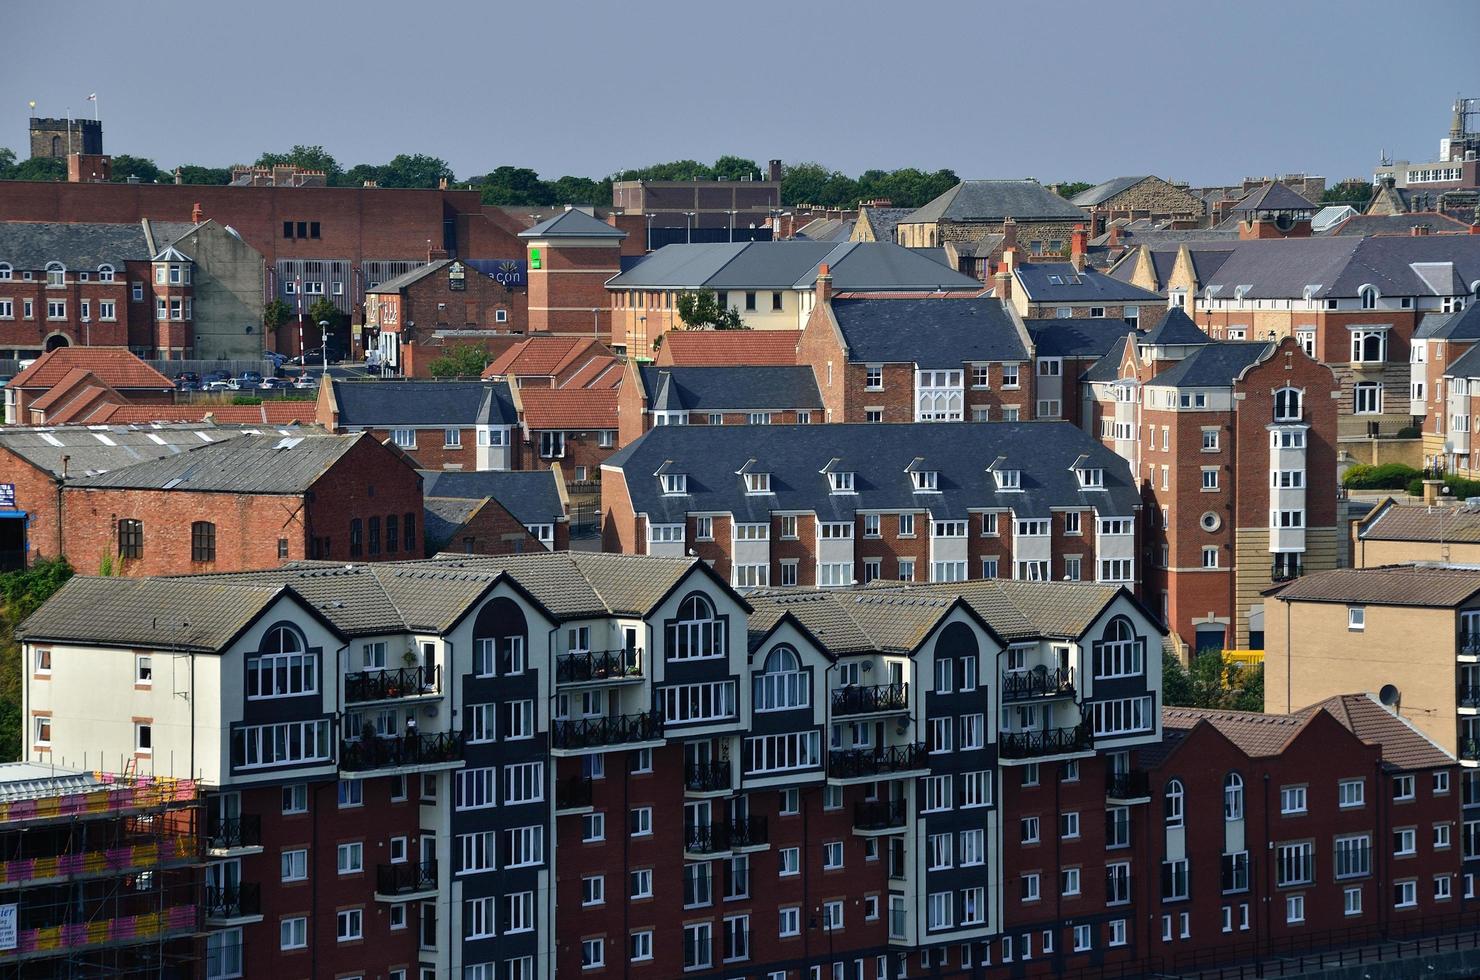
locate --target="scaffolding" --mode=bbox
[0,766,204,979]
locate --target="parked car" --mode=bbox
[292,347,343,366]
[203,369,231,384]
[203,380,233,392]
[239,371,264,386]
[173,372,201,387]
[294,373,321,389]
[258,378,292,390]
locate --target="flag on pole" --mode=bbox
[86,94,96,102]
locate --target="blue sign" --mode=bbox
[0,485,13,508]
[465,259,527,289]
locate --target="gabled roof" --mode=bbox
[517,387,619,430]
[1147,341,1272,389]
[1440,343,1480,379]
[1026,319,1137,359]
[420,469,566,527]
[1232,182,1315,212]
[1014,262,1165,304]
[658,330,800,366]
[1359,502,1480,544]
[483,337,618,386]
[150,244,191,264]
[331,379,517,427]
[10,348,173,391]
[0,424,254,479]
[855,206,914,243]
[364,260,450,294]
[66,431,373,494]
[1417,303,1480,341]
[1082,335,1132,383]
[608,241,980,292]
[1269,564,1480,608]
[901,180,1087,225]
[1324,212,1473,237]
[1160,706,1307,756]
[80,402,319,426]
[1139,307,1211,346]
[519,209,626,239]
[0,221,150,270]
[636,365,823,412]
[828,297,1029,368]
[1070,176,1151,207]
[1296,693,1453,771]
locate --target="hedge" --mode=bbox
[1342,463,1422,489]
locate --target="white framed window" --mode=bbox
[279,916,307,950]
[1348,606,1366,631]
[1353,382,1383,414]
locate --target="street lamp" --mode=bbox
[683,211,696,245]
[724,209,739,243]
[645,212,656,253]
[592,308,600,341]
[318,319,330,374]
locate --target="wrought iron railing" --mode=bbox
[827,743,927,780]
[338,732,465,771]
[686,816,768,853]
[684,760,731,793]
[853,799,908,831]
[1001,667,1076,701]
[1460,686,1480,710]
[205,882,261,920]
[1462,633,1480,657]
[999,722,1094,760]
[832,683,909,715]
[1462,739,1480,763]
[344,665,439,703]
[376,860,437,895]
[556,648,642,684]
[556,775,593,810]
[1270,561,1304,583]
[552,711,662,750]
[206,814,262,851]
[1105,769,1151,800]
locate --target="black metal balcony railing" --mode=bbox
[684,760,732,793]
[1221,852,1250,894]
[832,683,909,716]
[1462,633,1480,657]
[552,711,662,751]
[1462,739,1480,763]
[686,816,769,853]
[1105,869,1132,905]
[1105,769,1151,800]
[827,743,927,780]
[1270,561,1304,583]
[556,648,643,684]
[376,860,437,896]
[205,883,261,920]
[853,799,908,831]
[1001,667,1076,701]
[344,665,439,704]
[1460,686,1480,710]
[339,732,465,772]
[999,722,1094,760]
[206,814,262,851]
[556,775,594,810]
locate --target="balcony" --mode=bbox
[999,722,1094,762]
[1462,633,1480,660]
[1270,561,1304,583]
[338,732,465,775]
[1460,685,1480,712]
[853,799,908,835]
[1462,739,1480,766]
[551,711,663,755]
[832,683,909,716]
[344,665,440,704]
[556,648,643,685]
[684,816,769,856]
[684,760,732,796]
[827,744,928,782]
[1105,769,1152,803]
[205,883,262,925]
[1105,869,1132,906]
[375,860,438,901]
[555,775,594,813]
[1001,667,1076,702]
[206,814,262,855]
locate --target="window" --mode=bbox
[1353,382,1383,414]
[282,784,308,814]
[865,365,883,389]
[1336,835,1371,879]
[683,922,713,970]
[1394,827,1416,857]
[1281,785,1308,815]
[582,874,605,907]
[337,841,364,874]
[118,519,143,559]
[668,593,724,660]
[1395,879,1417,908]
[1276,842,1314,886]
[32,716,51,746]
[630,806,653,836]
[1339,778,1365,808]
[1164,779,1185,827]
[1436,875,1453,901]
[630,930,653,962]
[1224,773,1244,820]
[1202,546,1220,569]
[755,645,808,711]
[1061,810,1080,839]
[1348,606,1366,631]
[539,431,565,458]
[1020,816,1041,844]
[280,916,307,950]
[1393,773,1416,800]
[1274,387,1302,421]
[233,720,331,769]
[582,813,605,842]
[191,521,217,562]
[823,840,844,870]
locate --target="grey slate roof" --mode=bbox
[602,422,1140,525]
[636,365,823,412]
[420,469,566,526]
[1014,262,1165,303]
[1106,241,1239,290]
[857,207,914,243]
[606,241,980,292]
[1201,236,1480,300]
[1070,177,1150,207]
[1444,342,1480,379]
[828,298,1029,368]
[1232,182,1315,212]
[1148,342,1274,389]
[0,221,149,270]
[901,181,1087,225]
[422,497,487,555]
[0,424,258,480]
[1026,319,1138,359]
[519,209,626,239]
[1416,303,1480,341]
[67,432,370,494]
[1082,336,1131,383]
[1139,308,1210,346]
[332,380,517,427]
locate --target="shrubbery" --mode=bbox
[1341,463,1422,489]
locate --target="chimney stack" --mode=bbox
[815,263,832,305]
[1070,224,1087,271]
[1109,223,1122,248]
[1001,217,1017,253]
[767,159,783,182]
[191,202,203,224]
[993,269,1012,302]
[1411,224,1432,236]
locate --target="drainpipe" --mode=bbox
[55,457,68,557]
[1261,772,1272,952]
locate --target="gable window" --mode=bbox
[45,262,65,287]
[911,470,938,492]
[1359,286,1377,310]
[755,645,808,711]
[191,521,217,562]
[668,594,724,661]
[1274,388,1302,421]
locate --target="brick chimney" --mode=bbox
[767,159,783,182]
[1001,217,1017,253]
[993,267,1012,301]
[191,202,203,224]
[1070,224,1087,271]
[1411,224,1432,236]
[1109,223,1122,247]
[815,263,832,305]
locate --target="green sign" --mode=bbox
[530,248,542,270]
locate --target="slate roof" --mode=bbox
[1232,182,1315,212]
[828,298,1029,368]
[637,365,823,412]
[1200,236,1480,300]
[796,218,854,242]
[658,330,800,366]
[1161,707,1306,756]
[1106,241,1239,290]
[1026,319,1137,359]
[1070,177,1151,207]
[603,421,1140,525]
[607,241,980,292]
[1082,336,1132,383]
[422,497,486,554]
[331,379,517,427]
[901,181,1087,225]
[1269,564,1480,607]
[67,431,370,494]
[10,348,173,391]
[1014,262,1165,304]
[1297,693,1454,770]
[517,388,618,430]
[1139,308,1211,346]
[420,469,565,526]
[1146,342,1272,389]
[1417,304,1480,341]
[1359,503,1480,544]
[519,209,626,239]
[0,221,150,270]
[364,260,449,295]
[0,424,252,479]
[856,207,913,244]
[1324,213,1473,237]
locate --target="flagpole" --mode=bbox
[92,96,98,122]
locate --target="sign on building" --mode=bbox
[448,261,467,292]
[0,484,14,509]
[0,903,16,950]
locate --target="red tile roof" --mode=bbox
[483,337,620,388]
[27,368,117,412]
[518,388,619,430]
[658,330,800,366]
[1161,706,1307,757]
[10,347,173,391]
[1296,693,1453,771]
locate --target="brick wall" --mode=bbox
[304,437,425,562]
[434,497,564,557]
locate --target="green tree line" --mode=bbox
[0,558,74,761]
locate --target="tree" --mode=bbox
[379,154,455,189]
[547,175,610,207]
[428,345,491,378]
[109,154,162,184]
[780,162,834,205]
[1163,650,1265,711]
[1055,181,1094,199]
[676,290,746,330]
[1230,664,1264,712]
[1322,181,1374,205]
[343,163,385,187]
[0,558,74,761]
[4,157,64,182]
[712,155,761,181]
[173,164,231,185]
[255,145,343,184]
[476,166,552,206]
[263,298,292,331]
[0,147,15,177]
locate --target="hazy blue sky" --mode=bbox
[4,0,1477,186]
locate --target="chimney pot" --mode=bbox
[815,263,833,304]
[191,202,203,224]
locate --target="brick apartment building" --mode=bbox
[318,378,520,471]
[1008,255,1164,326]
[600,421,1142,592]
[520,209,630,339]
[1427,306,1480,474]
[653,329,802,367]
[16,549,1467,980]
[421,468,570,555]
[615,362,823,444]
[365,259,527,375]
[1082,310,1341,652]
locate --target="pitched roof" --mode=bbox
[603,421,1140,525]
[607,241,981,292]
[1014,262,1165,304]
[1269,564,1480,607]
[66,431,373,494]
[856,206,914,243]
[828,297,1029,368]
[1359,502,1480,544]
[0,424,253,479]
[1082,335,1132,383]
[10,348,173,391]
[1417,303,1480,341]
[420,469,566,526]
[364,260,450,294]
[483,337,617,385]
[1446,342,1480,380]
[517,387,619,429]
[637,365,823,412]
[658,330,799,366]
[81,402,319,426]
[1297,693,1453,770]
[1026,319,1136,359]
[1324,212,1473,237]
[1140,307,1211,346]
[0,221,150,270]
[1070,176,1151,207]
[519,209,626,239]
[901,181,1087,225]
[1147,341,1273,389]
[331,379,517,427]
[1201,236,1480,300]
[1232,182,1315,212]
[1161,707,1307,756]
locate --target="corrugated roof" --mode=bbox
[66,431,367,494]
[84,402,319,425]
[0,424,255,479]
[829,297,1029,369]
[1270,564,1480,607]
[10,348,173,391]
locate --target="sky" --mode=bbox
[4,0,1478,188]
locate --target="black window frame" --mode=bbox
[191,521,217,562]
[349,519,363,558]
[118,519,143,559]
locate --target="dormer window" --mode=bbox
[911,470,938,492]
[97,264,115,283]
[0,263,11,282]
[994,469,1021,491]
[45,262,65,287]
[828,471,855,493]
[1076,467,1104,489]
[745,472,771,494]
[660,473,687,495]
[1274,388,1303,421]
[1359,285,1377,310]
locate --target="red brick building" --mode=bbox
[515,387,619,483]
[615,361,823,446]
[482,336,622,390]
[421,468,570,554]
[4,346,173,424]
[365,259,527,375]
[520,209,628,337]
[317,377,520,472]
[653,328,801,367]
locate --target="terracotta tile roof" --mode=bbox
[1161,706,1306,757]
[658,330,799,366]
[83,402,319,425]
[1269,565,1480,607]
[27,369,118,413]
[40,378,129,425]
[483,337,622,389]
[1359,502,1480,545]
[562,356,623,389]
[1296,693,1453,771]
[9,348,173,391]
[518,388,619,430]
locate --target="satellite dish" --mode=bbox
[1378,684,1401,710]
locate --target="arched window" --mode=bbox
[246,625,316,699]
[1165,778,1185,828]
[754,644,808,711]
[97,264,115,283]
[262,625,305,654]
[668,593,723,661]
[0,263,11,282]
[1094,616,1143,679]
[1359,286,1377,310]
[1350,329,1386,364]
[45,262,66,288]
[1224,772,1244,821]
[1273,387,1302,422]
